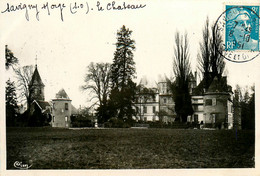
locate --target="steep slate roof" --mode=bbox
[55,88,70,99]
[207,77,229,93]
[29,66,44,87]
[33,100,51,114]
[192,73,232,95]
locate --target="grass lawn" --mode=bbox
[6,127,254,169]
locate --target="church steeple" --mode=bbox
[29,64,45,103]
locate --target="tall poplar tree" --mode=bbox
[198,17,225,89]
[109,25,136,120]
[170,31,193,122]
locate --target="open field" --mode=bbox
[6,127,254,169]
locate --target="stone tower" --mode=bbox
[51,88,72,128]
[29,65,45,105]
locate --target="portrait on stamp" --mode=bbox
[225,6,259,51]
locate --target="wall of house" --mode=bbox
[159,95,175,123]
[203,93,229,128]
[51,99,72,128]
[227,100,233,129]
[136,103,159,122]
[191,96,204,123]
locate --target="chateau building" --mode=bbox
[157,79,175,123]
[134,76,176,124]
[191,74,234,129]
[134,73,240,129]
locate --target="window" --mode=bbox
[153,106,156,113]
[193,105,198,111]
[153,96,156,102]
[194,114,198,123]
[144,117,147,122]
[211,114,216,123]
[212,98,216,106]
[136,107,139,113]
[193,99,198,103]
[65,103,68,110]
[205,99,212,106]
[143,106,147,113]
[53,116,55,122]
[163,98,167,104]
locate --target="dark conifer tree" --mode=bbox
[109,25,137,120]
[6,79,19,126]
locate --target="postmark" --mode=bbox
[214,5,260,63]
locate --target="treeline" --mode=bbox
[5,20,256,129]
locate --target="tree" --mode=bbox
[198,17,211,88]
[235,85,255,130]
[109,25,137,120]
[170,31,193,122]
[71,107,94,127]
[198,18,225,88]
[6,79,19,126]
[247,86,255,130]
[14,65,34,108]
[5,45,19,126]
[5,45,18,70]
[81,62,111,123]
[210,22,225,77]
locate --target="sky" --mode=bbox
[1,0,260,109]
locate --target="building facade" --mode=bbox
[134,73,238,129]
[158,81,175,123]
[190,75,235,129]
[51,89,78,128]
[134,76,176,124]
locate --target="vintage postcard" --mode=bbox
[0,0,259,175]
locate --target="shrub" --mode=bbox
[71,115,93,127]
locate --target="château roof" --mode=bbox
[29,66,44,87]
[192,73,232,96]
[55,88,70,99]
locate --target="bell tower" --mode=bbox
[29,64,45,104]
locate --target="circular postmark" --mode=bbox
[214,5,260,63]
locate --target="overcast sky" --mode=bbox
[1,0,260,108]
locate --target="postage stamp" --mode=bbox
[215,5,260,63]
[225,5,259,51]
